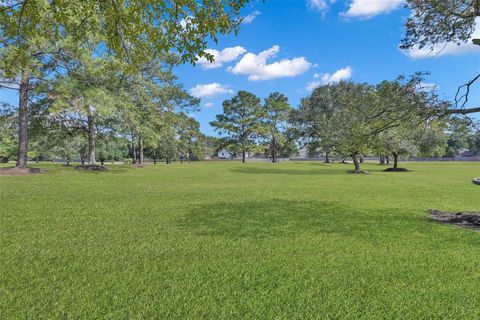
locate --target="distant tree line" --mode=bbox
[210,74,480,172]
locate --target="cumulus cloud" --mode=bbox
[404,19,480,58]
[189,83,233,98]
[307,0,336,11]
[306,66,353,91]
[342,0,403,19]
[204,102,215,108]
[418,82,439,91]
[242,11,261,24]
[228,45,311,81]
[197,46,247,69]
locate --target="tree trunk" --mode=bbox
[360,156,364,164]
[153,150,157,165]
[379,155,385,165]
[271,137,276,163]
[352,154,361,171]
[66,157,70,166]
[325,150,330,163]
[131,131,136,164]
[16,70,30,168]
[242,147,246,163]
[393,153,399,169]
[386,155,390,164]
[138,138,144,165]
[87,111,96,165]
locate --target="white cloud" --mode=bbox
[229,45,311,81]
[196,46,247,69]
[342,0,403,19]
[418,82,438,91]
[204,102,215,108]
[404,20,480,58]
[189,83,233,98]
[306,66,353,91]
[307,0,336,11]
[404,40,480,59]
[242,11,261,24]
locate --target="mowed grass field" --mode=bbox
[1,161,480,319]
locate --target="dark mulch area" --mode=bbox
[74,165,109,171]
[347,170,369,174]
[429,209,480,229]
[384,167,411,172]
[473,178,480,185]
[0,167,46,176]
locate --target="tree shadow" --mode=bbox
[176,199,427,241]
[230,167,347,176]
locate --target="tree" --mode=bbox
[50,52,118,165]
[210,91,264,163]
[469,127,480,155]
[401,0,480,115]
[263,92,291,163]
[445,117,472,157]
[177,113,204,162]
[416,121,448,157]
[1,0,250,168]
[0,103,17,162]
[376,127,419,170]
[292,85,342,163]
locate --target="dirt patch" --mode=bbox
[0,167,46,176]
[384,167,411,172]
[473,178,480,185]
[429,209,480,229]
[74,165,109,171]
[347,170,369,174]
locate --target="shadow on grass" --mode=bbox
[230,167,348,176]
[177,199,428,240]
[69,164,136,174]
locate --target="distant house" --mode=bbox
[218,148,233,159]
[217,148,251,160]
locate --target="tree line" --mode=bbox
[1,0,479,172]
[211,75,480,172]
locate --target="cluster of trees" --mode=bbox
[0,0,250,168]
[212,75,480,172]
[1,0,479,170]
[0,52,207,165]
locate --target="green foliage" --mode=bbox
[445,117,473,157]
[0,104,17,162]
[0,0,251,71]
[210,91,265,161]
[263,92,292,161]
[402,0,479,50]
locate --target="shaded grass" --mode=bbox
[1,161,480,319]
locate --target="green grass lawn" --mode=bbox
[1,161,480,319]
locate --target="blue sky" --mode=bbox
[177,0,480,135]
[1,0,479,136]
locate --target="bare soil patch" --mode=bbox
[347,170,369,174]
[384,167,411,172]
[429,209,480,229]
[74,165,109,171]
[0,167,46,176]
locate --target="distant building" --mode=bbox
[218,148,233,159]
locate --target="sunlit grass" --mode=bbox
[1,161,480,319]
